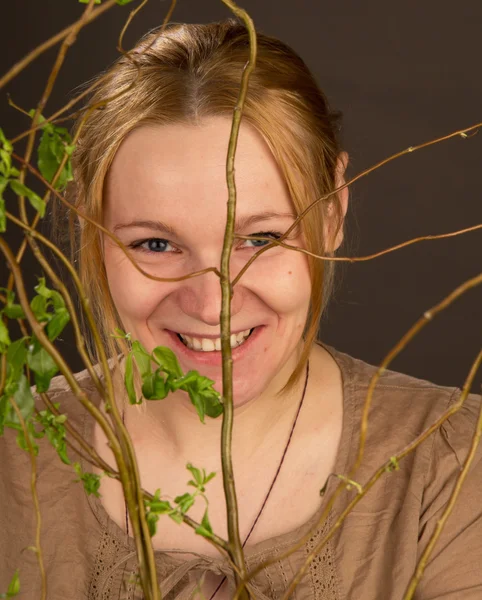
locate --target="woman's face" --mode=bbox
[103,116,312,409]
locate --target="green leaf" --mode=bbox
[35,406,70,465]
[14,420,40,457]
[146,511,159,537]
[141,369,167,400]
[9,180,45,218]
[34,278,65,309]
[186,463,203,486]
[0,288,25,320]
[10,374,35,424]
[152,346,183,378]
[27,345,59,393]
[5,568,20,598]
[187,388,205,423]
[0,186,7,233]
[6,338,28,383]
[195,509,214,540]
[116,0,136,5]
[3,303,25,319]
[0,317,11,352]
[72,462,101,497]
[131,340,152,378]
[46,308,70,342]
[174,492,195,514]
[34,117,75,192]
[168,511,183,525]
[30,295,49,322]
[204,471,216,485]
[124,353,140,405]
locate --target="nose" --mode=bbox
[176,268,243,328]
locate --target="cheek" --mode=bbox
[241,252,312,315]
[103,251,169,320]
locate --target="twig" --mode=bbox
[216,1,257,596]
[234,222,482,270]
[232,121,482,287]
[280,349,482,600]
[0,0,118,91]
[8,398,47,600]
[403,382,482,599]
[233,275,482,598]
[9,155,221,284]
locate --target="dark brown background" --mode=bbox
[1,0,481,390]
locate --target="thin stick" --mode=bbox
[232,121,482,287]
[234,222,482,270]
[8,398,47,600]
[233,274,482,598]
[39,393,230,552]
[215,1,257,595]
[17,0,98,225]
[0,0,118,91]
[403,382,482,599]
[10,0,178,146]
[9,156,221,284]
[280,349,482,600]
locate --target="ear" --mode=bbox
[324,151,349,253]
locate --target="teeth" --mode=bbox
[201,339,215,352]
[178,328,253,352]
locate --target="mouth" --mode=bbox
[166,326,264,367]
[176,328,255,351]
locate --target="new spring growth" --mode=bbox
[111,329,224,423]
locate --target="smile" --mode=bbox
[176,328,254,352]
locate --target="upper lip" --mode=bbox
[169,327,256,339]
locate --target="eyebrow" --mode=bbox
[112,211,298,236]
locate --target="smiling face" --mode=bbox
[102,116,313,409]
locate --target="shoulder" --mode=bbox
[322,342,480,485]
[325,342,469,434]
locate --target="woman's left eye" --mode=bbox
[128,239,176,253]
[242,231,282,248]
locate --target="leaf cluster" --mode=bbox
[114,329,224,423]
[29,111,75,192]
[143,464,216,541]
[0,128,45,228]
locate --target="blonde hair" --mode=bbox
[59,18,346,400]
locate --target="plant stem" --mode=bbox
[217,1,257,596]
[9,399,47,600]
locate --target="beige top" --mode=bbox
[1,343,481,599]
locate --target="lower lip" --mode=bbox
[165,326,265,367]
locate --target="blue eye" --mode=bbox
[243,231,282,248]
[129,238,175,253]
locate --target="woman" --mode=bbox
[1,19,481,600]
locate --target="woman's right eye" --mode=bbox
[128,238,176,254]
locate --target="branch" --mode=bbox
[8,398,47,600]
[216,1,257,595]
[281,349,482,600]
[232,121,482,287]
[234,222,482,269]
[233,275,482,598]
[0,0,118,91]
[403,382,482,599]
[10,154,221,284]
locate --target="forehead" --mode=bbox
[103,117,295,225]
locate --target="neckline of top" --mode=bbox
[80,341,357,566]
